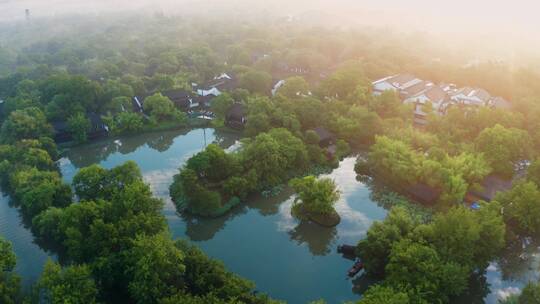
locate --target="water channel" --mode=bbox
[0,128,538,303]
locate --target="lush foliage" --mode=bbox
[35,260,98,304]
[474,124,531,176]
[171,128,312,216]
[0,237,22,304]
[290,176,340,215]
[357,205,505,303]
[356,135,492,208]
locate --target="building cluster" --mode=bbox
[52,73,242,143]
[372,74,512,125]
[133,72,237,114]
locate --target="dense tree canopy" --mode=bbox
[2,9,540,304]
[290,176,340,215]
[0,107,53,144]
[0,237,22,304]
[495,181,540,237]
[475,124,531,176]
[35,260,98,304]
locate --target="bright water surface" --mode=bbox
[0,128,539,303]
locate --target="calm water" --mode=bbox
[0,128,539,303]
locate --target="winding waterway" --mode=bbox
[1,128,539,303]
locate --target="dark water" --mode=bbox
[1,128,539,303]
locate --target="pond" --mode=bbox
[0,128,539,303]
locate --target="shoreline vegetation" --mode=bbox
[1,9,540,304]
[289,176,342,227]
[291,203,341,227]
[169,133,343,218]
[0,136,281,303]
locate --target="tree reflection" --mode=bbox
[450,273,489,304]
[497,237,540,282]
[146,129,190,152]
[64,139,119,168]
[245,189,294,217]
[64,129,195,167]
[351,275,379,297]
[182,205,248,241]
[288,220,337,256]
[214,129,241,148]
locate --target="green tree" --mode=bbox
[329,105,382,144]
[11,168,72,218]
[357,285,410,304]
[475,124,531,176]
[495,181,540,237]
[144,93,176,122]
[369,90,403,118]
[318,61,369,99]
[425,205,505,270]
[175,240,258,300]
[238,70,272,94]
[127,233,185,304]
[36,260,98,304]
[276,76,309,98]
[305,130,320,145]
[211,93,235,119]
[527,159,540,187]
[0,107,53,143]
[518,281,540,304]
[356,207,418,277]
[0,237,21,304]
[245,112,271,137]
[186,144,240,182]
[115,112,144,134]
[289,176,340,215]
[67,112,91,143]
[40,74,103,119]
[385,239,468,303]
[170,168,222,216]
[72,164,108,201]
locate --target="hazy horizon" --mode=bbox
[1,0,540,59]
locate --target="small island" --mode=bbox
[289,175,341,227]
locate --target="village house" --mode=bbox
[271,79,286,96]
[132,95,145,113]
[488,96,512,110]
[372,74,513,123]
[195,73,237,97]
[465,175,513,203]
[403,85,451,125]
[162,89,193,110]
[372,74,423,95]
[52,113,109,143]
[225,103,247,129]
[312,127,337,159]
[449,87,492,107]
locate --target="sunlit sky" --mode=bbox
[1,0,539,50]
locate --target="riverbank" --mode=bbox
[1,130,534,303]
[57,116,243,150]
[291,203,341,227]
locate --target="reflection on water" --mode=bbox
[0,194,55,288]
[289,220,338,256]
[0,128,538,303]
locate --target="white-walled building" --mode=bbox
[372,73,512,125]
[372,74,423,95]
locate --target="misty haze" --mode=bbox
[0,1,540,304]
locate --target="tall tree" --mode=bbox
[36,260,98,304]
[0,237,22,304]
[0,107,53,144]
[475,124,531,176]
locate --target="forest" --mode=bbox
[1,8,540,304]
